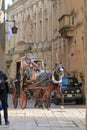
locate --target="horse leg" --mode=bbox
[38,89,44,108]
[44,96,51,109]
[43,89,51,109]
[59,89,64,109]
[34,89,43,108]
[34,100,37,107]
[34,89,40,107]
[34,97,41,108]
[61,94,64,106]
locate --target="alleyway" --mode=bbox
[0,94,86,130]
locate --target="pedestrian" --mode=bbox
[0,70,9,125]
[0,102,3,125]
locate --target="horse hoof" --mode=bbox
[60,106,64,109]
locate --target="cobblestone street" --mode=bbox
[0,94,86,130]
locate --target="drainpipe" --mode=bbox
[84,0,87,129]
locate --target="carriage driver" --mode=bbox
[22,53,38,69]
[22,53,38,79]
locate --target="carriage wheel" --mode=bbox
[20,90,27,109]
[12,87,18,108]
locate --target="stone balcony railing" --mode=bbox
[58,14,74,38]
[7,41,52,55]
[32,41,52,51]
[15,41,32,52]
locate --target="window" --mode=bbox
[62,77,78,86]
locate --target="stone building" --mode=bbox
[0,0,5,71]
[5,0,85,84]
[84,0,87,128]
[0,0,86,127]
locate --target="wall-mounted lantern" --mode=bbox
[12,26,18,34]
[6,19,18,34]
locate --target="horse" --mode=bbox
[33,64,65,109]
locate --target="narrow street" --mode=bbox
[0,94,86,130]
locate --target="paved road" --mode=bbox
[0,94,86,130]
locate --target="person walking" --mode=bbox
[0,102,3,125]
[0,70,9,125]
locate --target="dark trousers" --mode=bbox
[0,89,8,122]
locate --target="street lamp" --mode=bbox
[6,19,18,34]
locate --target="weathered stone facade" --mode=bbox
[0,0,5,71]
[5,0,85,84]
[0,0,86,128]
[84,0,87,129]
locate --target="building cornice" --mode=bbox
[6,0,30,13]
[6,0,45,13]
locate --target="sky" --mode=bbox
[5,0,12,9]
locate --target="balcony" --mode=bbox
[58,14,74,38]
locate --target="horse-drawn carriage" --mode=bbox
[12,54,64,109]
